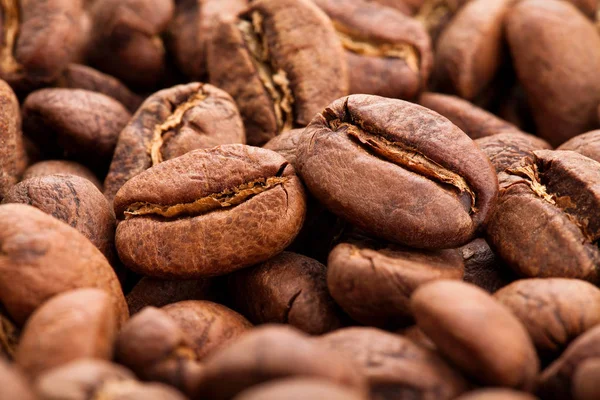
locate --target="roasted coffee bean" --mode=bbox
[263,128,305,168]
[538,325,600,400]
[22,88,131,172]
[233,378,367,400]
[0,204,127,326]
[495,278,600,357]
[411,280,539,389]
[35,359,187,400]
[15,288,118,379]
[476,132,552,174]
[419,92,522,140]
[208,0,347,146]
[573,359,600,400]
[114,145,306,278]
[454,389,538,400]
[459,238,514,293]
[228,251,344,334]
[55,64,143,113]
[414,0,469,43]
[314,0,432,100]
[3,175,116,262]
[297,94,498,249]
[167,0,247,81]
[433,0,515,100]
[0,79,23,200]
[558,130,600,164]
[318,327,469,400]
[126,277,217,315]
[0,0,85,90]
[487,150,600,281]
[86,0,174,88]
[115,307,205,396]
[0,308,19,360]
[104,83,245,203]
[506,0,600,146]
[327,237,464,328]
[193,325,367,400]
[22,160,102,190]
[0,360,36,400]
[371,0,414,14]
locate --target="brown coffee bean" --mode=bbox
[487,150,600,281]
[162,300,252,359]
[454,389,538,400]
[22,88,131,172]
[371,0,414,14]
[476,132,552,174]
[327,237,464,328]
[35,359,187,400]
[22,160,102,190]
[495,278,600,357]
[0,360,36,400]
[228,251,344,334]
[318,327,469,400]
[411,280,539,389]
[538,325,600,400]
[55,64,143,113]
[433,0,515,100]
[0,204,128,326]
[114,145,306,278]
[296,94,498,249]
[506,0,600,146]
[564,0,598,18]
[419,92,522,140]
[558,130,600,164]
[414,0,469,43]
[126,277,217,315]
[15,288,117,379]
[315,0,432,100]
[0,79,23,200]
[233,378,367,400]
[193,325,367,400]
[0,308,19,360]
[167,0,247,80]
[459,238,514,293]
[87,0,174,88]
[115,307,204,396]
[0,0,85,90]
[208,0,347,146]
[263,128,305,168]
[104,83,245,203]
[3,175,116,262]
[573,359,600,400]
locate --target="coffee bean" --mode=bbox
[3,174,116,262]
[22,160,102,190]
[193,325,367,400]
[327,237,464,328]
[459,238,515,293]
[487,150,600,281]
[15,288,118,379]
[454,389,538,400]
[104,82,245,203]
[34,359,187,400]
[233,378,367,400]
[0,360,36,400]
[495,278,600,357]
[297,94,498,248]
[573,359,600,400]
[114,145,306,278]
[506,0,600,146]
[0,79,23,200]
[318,327,469,399]
[208,0,347,145]
[558,130,600,163]
[262,128,305,168]
[411,280,539,389]
[227,251,345,334]
[476,132,552,174]
[315,0,432,100]
[22,88,131,172]
[0,204,127,326]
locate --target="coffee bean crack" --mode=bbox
[148,89,208,166]
[237,11,294,133]
[0,310,19,359]
[333,21,419,73]
[0,0,22,74]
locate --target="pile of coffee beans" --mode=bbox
[2,0,600,399]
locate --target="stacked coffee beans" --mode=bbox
[2,0,600,399]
